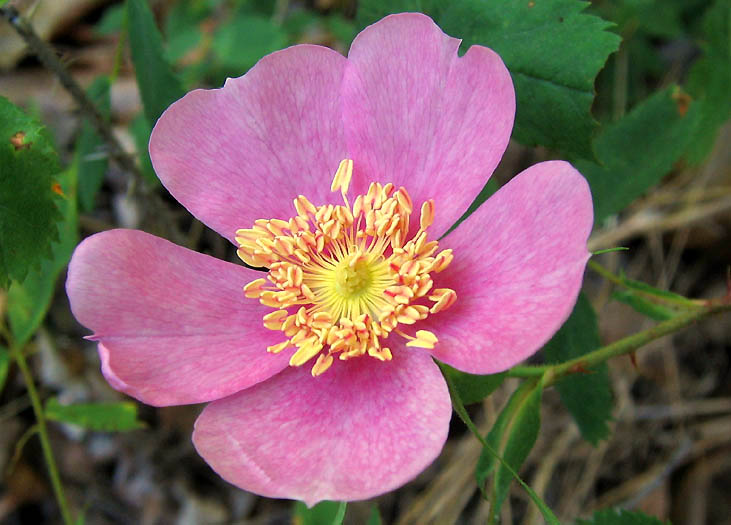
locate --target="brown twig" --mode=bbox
[588,196,731,252]
[0,6,185,244]
[0,6,139,180]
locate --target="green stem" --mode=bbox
[10,345,74,525]
[587,259,625,288]
[440,366,560,524]
[508,302,731,385]
[440,363,489,447]
[110,6,128,84]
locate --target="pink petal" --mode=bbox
[66,229,291,406]
[342,13,515,238]
[149,45,348,243]
[192,349,451,505]
[422,161,593,374]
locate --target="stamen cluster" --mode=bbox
[237,160,457,376]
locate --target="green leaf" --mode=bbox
[577,508,670,525]
[683,0,731,164]
[592,247,629,255]
[576,86,701,223]
[212,14,287,72]
[619,275,697,306]
[697,0,730,54]
[95,3,125,35]
[0,96,62,289]
[440,363,505,405]
[293,501,347,525]
[608,272,697,320]
[237,0,278,17]
[164,1,208,63]
[592,0,687,39]
[0,345,9,393]
[366,505,382,525]
[612,290,676,321]
[590,0,709,112]
[476,378,543,520]
[326,14,358,46]
[683,54,731,164]
[441,364,559,524]
[543,293,612,444]
[7,163,79,346]
[126,0,185,125]
[44,397,144,432]
[129,114,159,186]
[77,76,111,212]
[282,9,320,37]
[166,26,203,64]
[357,0,620,159]
[165,0,210,37]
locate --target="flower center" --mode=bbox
[334,254,378,297]
[237,159,457,377]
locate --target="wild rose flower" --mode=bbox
[66,13,593,504]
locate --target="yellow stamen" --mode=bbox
[311,353,334,376]
[294,195,317,217]
[238,159,457,376]
[267,341,290,354]
[429,288,458,314]
[405,330,439,349]
[330,158,353,196]
[263,309,289,330]
[243,278,267,298]
[420,200,435,230]
[432,249,453,272]
[289,339,323,366]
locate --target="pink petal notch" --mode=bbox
[422,161,594,374]
[66,229,291,406]
[192,349,451,505]
[149,45,349,243]
[342,13,516,238]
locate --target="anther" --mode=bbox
[290,339,323,367]
[405,330,438,349]
[267,341,290,354]
[243,278,267,298]
[330,158,353,195]
[429,289,457,313]
[294,195,317,217]
[432,249,454,272]
[311,353,334,376]
[263,310,288,330]
[420,200,435,230]
[368,347,392,361]
[396,188,413,213]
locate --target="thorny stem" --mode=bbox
[9,344,74,525]
[447,301,729,523]
[0,6,184,244]
[507,301,731,385]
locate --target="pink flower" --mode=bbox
[66,13,592,505]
